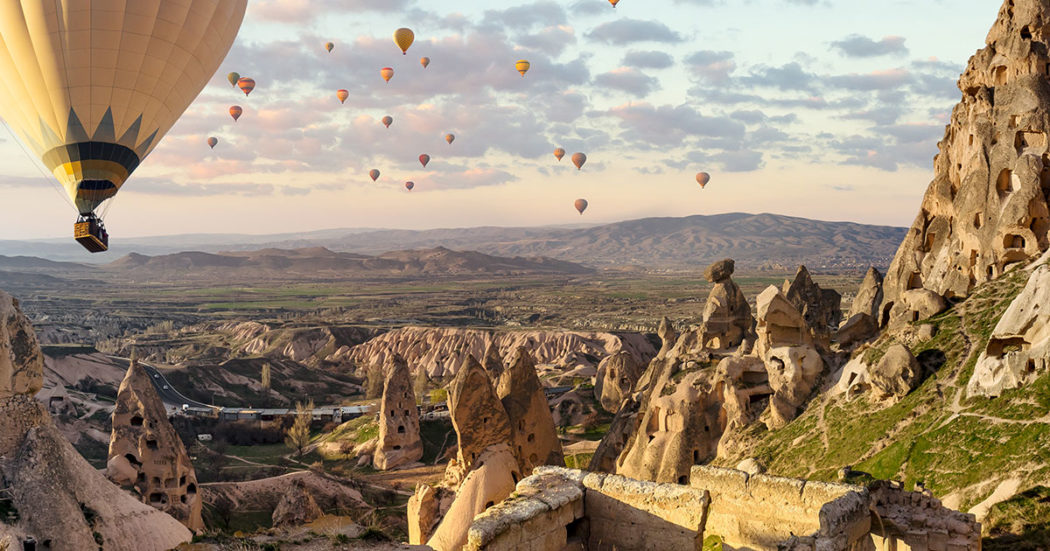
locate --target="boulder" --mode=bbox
[699,259,754,351]
[704,258,735,283]
[426,444,520,551]
[496,348,563,473]
[373,353,423,470]
[271,479,323,527]
[594,351,643,413]
[834,313,878,347]
[848,267,884,321]
[0,292,42,399]
[883,289,948,328]
[870,344,924,402]
[106,352,203,531]
[736,458,766,475]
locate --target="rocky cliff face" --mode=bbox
[882,0,1050,321]
[106,353,203,531]
[373,354,423,470]
[0,293,42,399]
[496,348,564,472]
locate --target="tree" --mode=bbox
[284,399,314,461]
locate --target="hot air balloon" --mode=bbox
[207,137,219,149]
[572,152,587,170]
[325,42,335,53]
[405,181,415,191]
[229,106,243,121]
[554,148,566,161]
[394,28,415,55]
[382,116,394,128]
[227,72,241,86]
[420,57,431,69]
[419,154,430,167]
[370,169,381,182]
[445,134,455,145]
[0,1,249,253]
[609,0,621,6]
[237,77,256,96]
[516,59,531,77]
[381,67,394,83]
[336,89,349,104]
[696,172,711,188]
[574,199,588,215]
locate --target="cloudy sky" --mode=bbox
[1,0,997,239]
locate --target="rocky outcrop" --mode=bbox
[0,290,191,551]
[698,259,754,351]
[656,316,678,359]
[869,344,924,402]
[106,353,202,531]
[338,327,656,378]
[594,351,643,413]
[497,348,564,472]
[755,286,826,428]
[882,0,1050,318]
[271,479,324,527]
[447,356,512,482]
[969,262,1050,396]
[783,265,841,342]
[481,344,504,383]
[849,267,884,321]
[373,354,423,470]
[549,388,596,428]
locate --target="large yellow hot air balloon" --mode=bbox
[394,28,414,55]
[516,59,531,77]
[0,0,248,252]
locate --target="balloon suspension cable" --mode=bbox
[0,119,74,211]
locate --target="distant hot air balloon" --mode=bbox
[445,133,455,144]
[696,172,711,189]
[609,0,621,6]
[420,57,431,69]
[405,181,415,191]
[229,106,243,121]
[516,59,531,77]
[227,72,241,86]
[370,169,380,182]
[382,116,393,128]
[237,77,255,96]
[325,42,335,53]
[554,148,566,161]
[574,199,588,215]
[336,89,349,104]
[571,152,587,170]
[394,28,415,55]
[381,67,394,83]
[419,154,430,167]
[207,137,219,149]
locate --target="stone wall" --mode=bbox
[869,481,981,551]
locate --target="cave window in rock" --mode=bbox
[511,472,519,484]
[678,475,688,485]
[994,66,1008,86]
[969,134,975,145]
[152,476,161,485]
[924,231,937,253]
[393,445,401,450]
[974,213,983,229]
[880,303,894,327]
[484,501,495,508]
[907,272,923,290]
[988,265,995,279]
[518,420,525,431]
[181,495,187,504]
[186,483,196,495]
[146,439,158,450]
[1005,234,1026,249]
[397,425,405,434]
[693,449,700,463]
[997,169,1015,200]
[130,415,144,427]
[482,416,490,425]
[149,493,167,505]
[136,472,146,482]
[125,453,141,467]
[527,433,535,443]
[179,475,186,486]
[1022,25,1032,40]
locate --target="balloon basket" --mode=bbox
[74,216,109,253]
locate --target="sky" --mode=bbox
[0,0,999,239]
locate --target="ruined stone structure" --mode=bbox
[593,351,642,413]
[373,353,423,470]
[496,347,564,472]
[106,352,203,531]
[882,0,1050,323]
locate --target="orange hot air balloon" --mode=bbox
[445,133,455,144]
[554,148,565,161]
[609,0,620,6]
[237,77,255,96]
[227,72,241,86]
[574,199,588,215]
[229,105,242,121]
[382,116,393,128]
[420,56,430,68]
[369,169,380,182]
[405,181,415,191]
[419,154,431,167]
[336,89,349,104]
[207,137,218,149]
[325,42,335,53]
[571,152,587,170]
[516,59,530,77]
[393,28,414,55]
[381,67,394,82]
[696,172,711,188]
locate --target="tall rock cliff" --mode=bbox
[882,0,1050,322]
[373,353,423,470]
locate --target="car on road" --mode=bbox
[153,374,159,378]
[162,385,169,390]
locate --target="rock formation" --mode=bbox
[783,265,841,342]
[496,347,564,472]
[869,344,924,402]
[373,353,423,470]
[882,0,1050,320]
[698,259,754,350]
[447,355,512,481]
[106,352,203,531]
[849,267,885,321]
[0,291,191,551]
[969,262,1050,396]
[594,351,643,413]
[271,479,324,527]
[481,343,504,383]
[656,316,678,359]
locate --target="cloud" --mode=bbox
[828,68,912,91]
[586,19,684,45]
[831,35,909,57]
[607,102,746,147]
[742,62,818,92]
[249,0,413,23]
[594,68,660,97]
[621,50,675,70]
[684,50,736,82]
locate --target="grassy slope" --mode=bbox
[716,265,1050,533]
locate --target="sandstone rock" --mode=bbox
[107,352,203,531]
[882,0,1050,315]
[448,355,512,482]
[594,351,643,413]
[427,444,521,551]
[408,483,439,544]
[587,394,641,474]
[373,354,423,470]
[699,260,754,351]
[715,355,772,435]
[834,313,878,347]
[736,458,766,475]
[848,267,884,321]
[883,289,948,327]
[870,344,924,402]
[496,348,564,472]
[0,292,42,399]
[272,479,323,527]
[704,258,735,283]
[755,286,826,428]
[969,263,1050,396]
[481,343,504,383]
[783,265,842,339]
[656,316,677,359]
[549,388,596,428]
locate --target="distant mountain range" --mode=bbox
[0,212,907,270]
